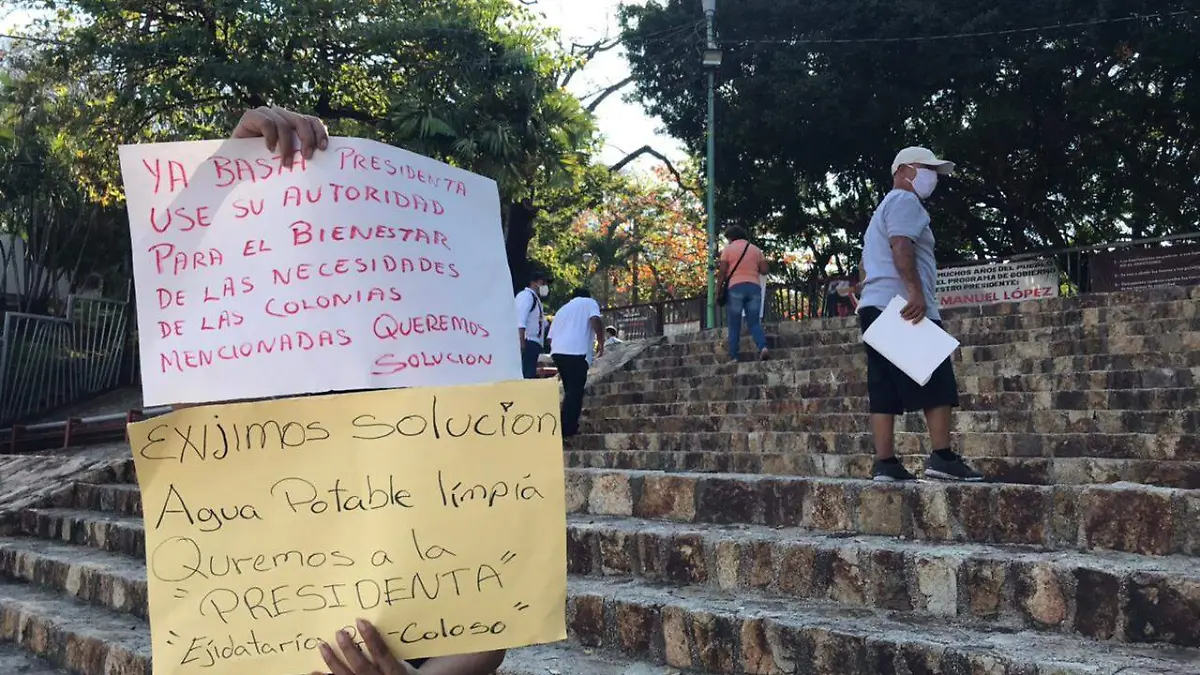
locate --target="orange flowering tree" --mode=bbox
[533,164,707,308]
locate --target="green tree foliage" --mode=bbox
[621,0,1200,274]
[0,59,129,311]
[11,0,599,290]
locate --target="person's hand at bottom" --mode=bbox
[900,289,928,324]
[312,619,414,675]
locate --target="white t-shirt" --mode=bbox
[859,189,940,320]
[514,287,545,344]
[548,297,601,356]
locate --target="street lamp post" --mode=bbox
[701,0,722,329]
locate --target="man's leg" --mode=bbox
[742,286,768,356]
[860,307,914,482]
[521,340,540,379]
[871,413,897,460]
[555,355,587,437]
[727,286,745,360]
[924,405,953,451]
[909,353,982,482]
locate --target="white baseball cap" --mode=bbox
[892,147,955,176]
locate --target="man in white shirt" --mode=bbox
[858,146,982,484]
[514,271,550,379]
[548,288,605,438]
[604,326,623,346]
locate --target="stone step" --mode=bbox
[0,536,148,618]
[589,386,1200,415]
[566,468,1200,557]
[665,291,1200,347]
[565,449,1200,490]
[498,642,674,674]
[580,409,1200,438]
[645,313,1200,351]
[564,576,1198,674]
[0,642,69,674]
[566,515,1200,648]
[0,535,699,673]
[575,430,1200,462]
[598,365,1200,394]
[658,314,1200,357]
[592,367,1200,401]
[0,580,150,675]
[601,351,1200,388]
[630,332,1200,374]
[18,509,145,558]
[71,483,141,518]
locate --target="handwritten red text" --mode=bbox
[290,221,451,250]
[281,184,445,215]
[372,313,490,340]
[335,146,468,196]
[372,352,495,376]
[143,158,190,195]
[210,154,308,188]
[264,287,403,318]
[271,256,459,285]
[149,244,224,276]
[159,330,353,373]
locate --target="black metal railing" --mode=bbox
[0,294,133,426]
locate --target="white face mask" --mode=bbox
[908,167,939,199]
[538,284,549,298]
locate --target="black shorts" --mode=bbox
[858,306,959,415]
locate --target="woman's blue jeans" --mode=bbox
[727,282,767,358]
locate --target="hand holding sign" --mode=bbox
[231,106,330,164]
[316,620,414,675]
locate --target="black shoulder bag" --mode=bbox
[718,242,752,307]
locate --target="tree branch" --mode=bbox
[559,37,622,89]
[584,75,634,113]
[609,145,696,195]
[313,96,381,124]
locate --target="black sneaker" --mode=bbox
[872,459,918,482]
[924,452,985,482]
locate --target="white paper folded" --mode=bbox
[861,295,960,386]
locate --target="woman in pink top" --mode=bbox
[717,226,770,361]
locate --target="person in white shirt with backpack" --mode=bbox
[514,271,550,379]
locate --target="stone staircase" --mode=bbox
[0,287,1197,674]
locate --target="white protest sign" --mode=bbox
[119,137,522,407]
[936,258,1059,310]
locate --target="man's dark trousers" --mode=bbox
[552,354,589,437]
[522,340,542,379]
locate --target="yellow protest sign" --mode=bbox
[127,379,567,675]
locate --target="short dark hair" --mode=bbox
[725,226,749,241]
[572,287,592,299]
[529,270,549,284]
[605,326,618,335]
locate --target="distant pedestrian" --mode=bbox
[858,146,983,483]
[604,326,623,346]
[549,288,605,438]
[515,271,550,379]
[717,226,769,361]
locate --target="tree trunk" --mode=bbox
[505,200,537,293]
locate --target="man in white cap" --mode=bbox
[857,147,984,483]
